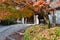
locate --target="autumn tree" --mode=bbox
[0,0,34,20]
[33,0,60,27]
[0,2,23,20]
[0,0,59,26]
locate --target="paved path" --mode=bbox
[0,24,34,40]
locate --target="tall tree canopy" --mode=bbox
[0,0,34,20]
[0,2,22,20]
[0,0,60,20]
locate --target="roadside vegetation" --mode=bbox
[24,24,60,40]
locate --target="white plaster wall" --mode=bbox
[49,10,60,24]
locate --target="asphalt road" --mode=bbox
[0,24,34,40]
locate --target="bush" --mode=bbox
[24,24,48,40]
[0,19,17,25]
[33,27,60,40]
[24,24,60,40]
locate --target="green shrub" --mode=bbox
[1,19,17,25]
[24,24,48,40]
[24,25,60,40]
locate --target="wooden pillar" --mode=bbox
[34,15,36,24]
[22,17,24,24]
[34,15,39,24]
[25,18,27,24]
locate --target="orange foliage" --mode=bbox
[33,0,49,13]
[15,0,21,3]
[33,0,46,6]
[0,0,6,2]
[0,0,57,20]
[33,0,56,13]
[0,10,12,20]
[33,6,40,12]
